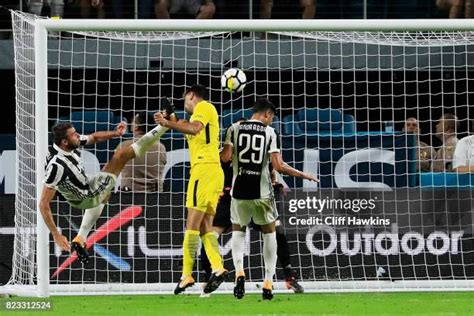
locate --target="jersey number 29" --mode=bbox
[238,133,265,164]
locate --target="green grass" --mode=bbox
[2,292,474,315]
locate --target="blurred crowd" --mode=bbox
[0,0,472,21]
[402,115,474,173]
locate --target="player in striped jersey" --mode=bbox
[40,106,174,263]
[221,99,318,300]
[200,119,305,295]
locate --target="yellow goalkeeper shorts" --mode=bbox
[186,163,224,215]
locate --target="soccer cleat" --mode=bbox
[233,274,246,299]
[174,276,195,295]
[203,269,228,294]
[262,280,273,301]
[286,276,304,294]
[70,241,89,264]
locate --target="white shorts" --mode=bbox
[230,198,278,227]
[68,172,116,209]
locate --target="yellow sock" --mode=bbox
[202,232,224,272]
[182,230,200,277]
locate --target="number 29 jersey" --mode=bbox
[224,119,280,200]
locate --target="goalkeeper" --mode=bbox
[39,106,174,263]
[155,84,227,295]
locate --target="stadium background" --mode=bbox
[0,1,473,296]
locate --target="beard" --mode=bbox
[66,141,80,151]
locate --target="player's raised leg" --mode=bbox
[101,124,169,177]
[70,107,174,261]
[69,135,164,262]
[102,103,175,176]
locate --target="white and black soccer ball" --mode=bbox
[221,68,247,93]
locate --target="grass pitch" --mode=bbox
[2,292,474,315]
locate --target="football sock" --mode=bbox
[283,265,294,279]
[262,232,277,282]
[276,228,291,272]
[76,203,105,244]
[182,229,200,277]
[131,125,168,157]
[231,231,246,275]
[200,241,212,279]
[202,231,224,272]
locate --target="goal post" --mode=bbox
[5,11,474,297]
[32,18,474,32]
[34,22,50,298]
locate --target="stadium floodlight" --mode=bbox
[4,11,474,297]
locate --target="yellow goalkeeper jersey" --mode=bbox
[186,100,220,167]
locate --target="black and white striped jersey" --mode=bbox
[43,135,92,202]
[225,120,280,200]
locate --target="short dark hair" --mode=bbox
[252,98,276,114]
[442,113,459,132]
[184,84,208,100]
[52,122,74,146]
[134,112,155,134]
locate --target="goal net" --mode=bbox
[5,11,474,296]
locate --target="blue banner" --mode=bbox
[282,132,417,188]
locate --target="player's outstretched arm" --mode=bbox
[271,152,319,182]
[87,121,127,145]
[39,186,71,252]
[155,112,203,136]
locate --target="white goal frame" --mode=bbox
[10,17,474,297]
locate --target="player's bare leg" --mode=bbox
[72,106,173,263]
[103,103,174,176]
[261,222,277,301]
[102,146,136,176]
[70,142,157,265]
[232,224,246,299]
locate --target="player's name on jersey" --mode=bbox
[238,123,266,132]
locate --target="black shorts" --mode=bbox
[213,202,232,229]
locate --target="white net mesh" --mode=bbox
[7,11,474,295]
[9,11,38,290]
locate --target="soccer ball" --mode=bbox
[221,68,247,93]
